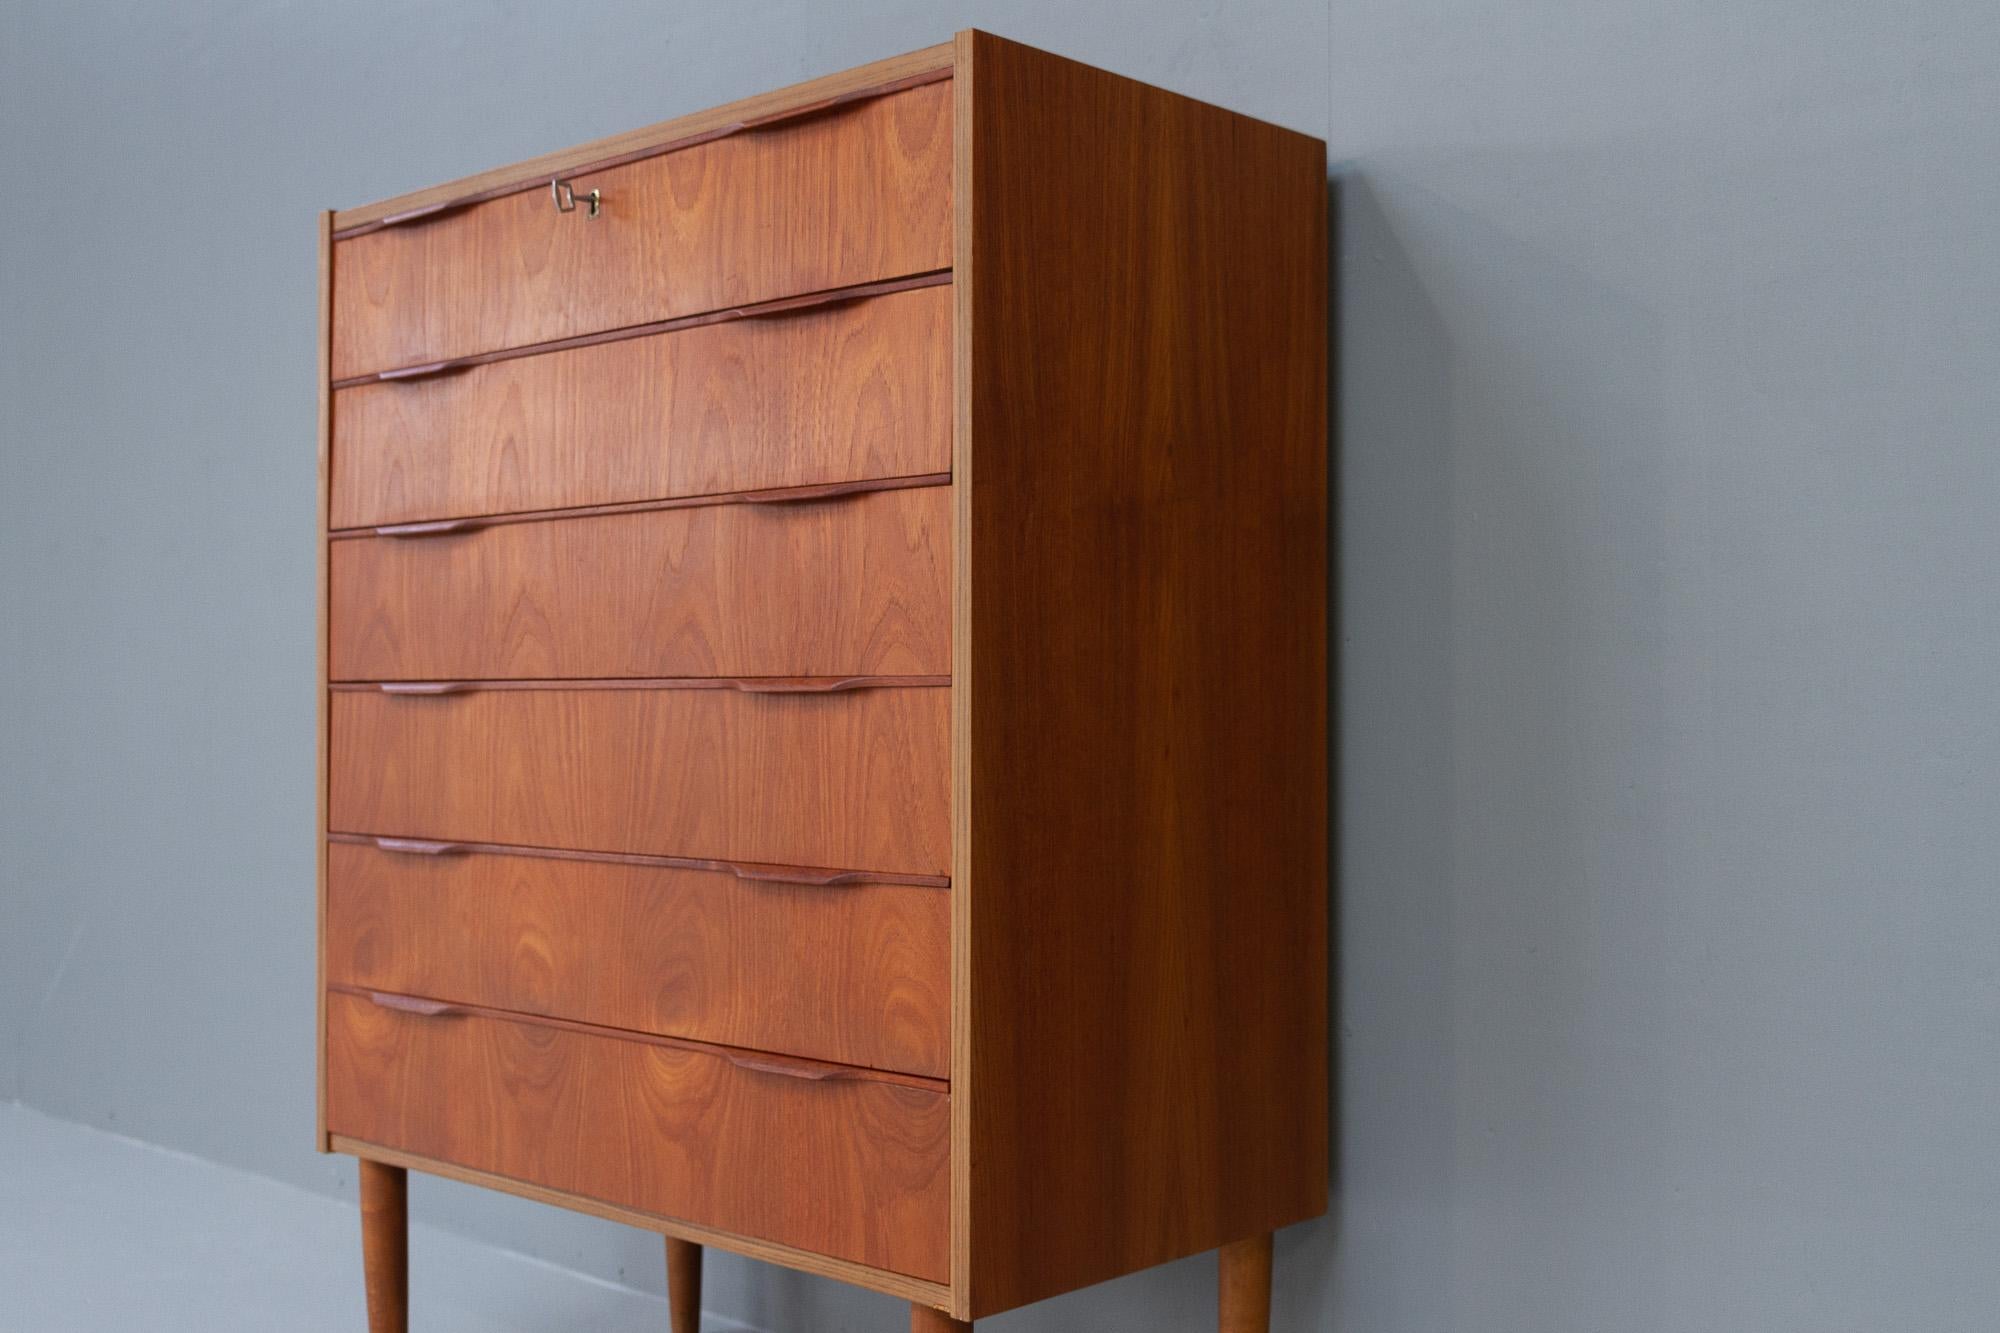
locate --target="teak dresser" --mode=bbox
[316,30,1326,1332]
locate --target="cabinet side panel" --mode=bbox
[963,32,1327,1317]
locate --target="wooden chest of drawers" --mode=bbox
[317,30,1325,1332]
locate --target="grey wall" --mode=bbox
[3,2,1995,1329]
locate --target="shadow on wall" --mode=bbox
[1305,148,1676,1330]
[1288,166,1463,1333]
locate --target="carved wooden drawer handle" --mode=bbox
[725,861,870,887]
[365,992,466,1018]
[735,478,911,506]
[371,359,467,384]
[726,677,886,694]
[372,517,488,538]
[720,1050,861,1082]
[371,837,471,856]
[377,198,476,229]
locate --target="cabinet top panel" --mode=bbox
[328,30,1324,235]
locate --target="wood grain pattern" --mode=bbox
[357,1160,407,1333]
[666,1238,702,1333]
[330,281,951,529]
[333,44,952,233]
[335,1136,954,1308]
[331,80,952,379]
[325,829,947,887]
[343,675,947,695]
[956,32,1329,1317]
[317,32,1332,1324]
[1218,1234,1273,1333]
[911,1305,971,1332]
[339,473,948,541]
[324,992,951,1281]
[331,272,947,391]
[325,840,949,1077]
[328,684,949,875]
[342,71,951,241]
[328,984,942,1091]
[328,483,950,682]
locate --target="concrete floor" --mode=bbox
[0,1102,747,1331]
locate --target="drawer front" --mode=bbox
[329,685,949,875]
[330,282,951,530]
[328,484,950,682]
[331,81,952,379]
[325,992,949,1279]
[325,841,949,1077]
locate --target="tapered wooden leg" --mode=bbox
[665,1237,703,1333]
[357,1160,408,1333]
[1219,1233,1273,1333]
[911,1302,971,1331]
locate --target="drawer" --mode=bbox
[330,281,950,530]
[329,683,949,875]
[325,991,949,1280]
[329,482,949,683]
[331,81,952,380]
[325,840,949,1077]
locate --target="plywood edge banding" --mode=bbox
[946,26,978,1319]
[329,1136,957,1305]
[332,48,955,234]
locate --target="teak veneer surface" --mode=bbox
[328,684,949,876]
[318,30,1330,1327]
[325,841,949,1077]
[954,32,1329,1317]
[332,44,953,233]
[328,484,951,681]
[330,281,951,529]
[331,81,952,379]
[336,1135,953,1307]
[324,992,950,1281]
